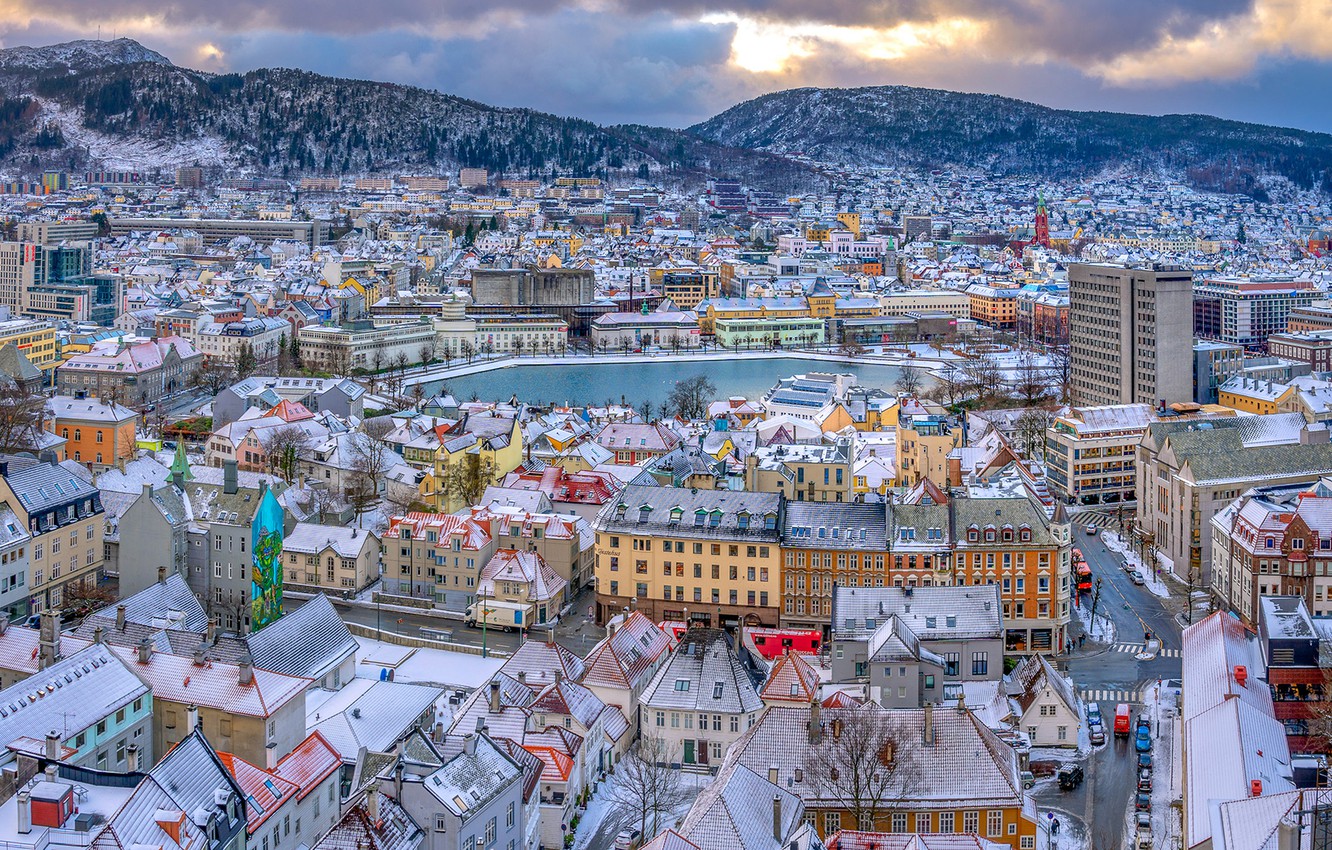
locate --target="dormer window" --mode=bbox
[984,527,996,542]
[669,507,683,524]
[737,512,750,530]
[764,513,777,531]
[615,503,628,520]
[694,510,707,527]
[709,510,722,528]
[1019,526,1031,542]
[638,505,652,523]
[967,525,979,542]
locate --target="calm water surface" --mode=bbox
[428,357,928,408]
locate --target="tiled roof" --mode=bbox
[760,651,821,704]
[581,611,673,691]
[833,585,1003,642]
[0,645,148,748]
[642,629,763,715]
[477,549,567,603]
[218,749,301,831]
[678,763,804,850]
[272,731,342,800]
[112,645,310,717]
[86,572,208,632]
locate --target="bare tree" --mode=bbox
[0,380,46,454]
[1013,407,1055,461]
[1048,342,1073,404]
[666,374,716,420]
[192,359,232,396]
[346,428,394,526]
[638,399,656,423]
[441,453,495,509]
[805,706,922,833]
[894,365,924,397]
[960,353,1004,405]
[263,425,312,483]
[839,339,866,357]
[607,736,688,840]
[1014,348,1054,406]
[460,340,476,364]
[419,340,437,367]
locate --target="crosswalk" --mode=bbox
[1079,687,1146,704]
[1109,642,1181,658]
[1075,509,1124,531]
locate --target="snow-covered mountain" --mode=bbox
[689,85,1332,198]
[0,38,810,189]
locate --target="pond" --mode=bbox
[426,356,930,409]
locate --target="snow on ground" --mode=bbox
[1073,597,1117,644]
[1037,806,1089,850]
[1123,683,1182,850]
[353,635,504,690]
[1101,532,1172,600]
[572,767,711,850]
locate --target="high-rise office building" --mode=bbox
[1068,263,1194,407]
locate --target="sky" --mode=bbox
[4,0,1332,132]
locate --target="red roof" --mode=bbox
[272,731,341,800]
[217,750,301,832]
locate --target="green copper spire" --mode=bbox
[171,439,193,482]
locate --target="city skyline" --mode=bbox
[4,1,1332,131]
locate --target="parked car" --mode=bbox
[1136,813,1152,849]
[1086,703,1102,724]
[1020,770,1035,790]
[614,829,643,850]
[1089,722,1106,745]
[1086,525,1098,535]
[1129,570,1146,585]
[1137,713,1151,732]
[1057,764,1084,791]
[1135,792,1152,812]
[1135,728,1152,753]
[1138,770,1152,792]
[1138,752,1153,772]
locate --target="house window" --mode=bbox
[891,813,907,833]
[972,652,988,676]
[939,813,955,832]
[963,811,979,833]
[915,814,931,833]
[986,811,1003,837]
[823,813,841,836]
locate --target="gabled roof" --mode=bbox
[272,731,342,801]
[247,593,357,681]
[217,749,301,832]
[678,762,804,850]
[642,629,763,715]
[581,611,673,691]
[111,645,309,718]
[760,651,821,704]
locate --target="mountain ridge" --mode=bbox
[0,39,1328,197]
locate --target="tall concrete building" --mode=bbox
[1068,263,1194,407]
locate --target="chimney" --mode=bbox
[16,791,30,834]
[1251,779,1263,797]
[172,467,184,491]
[238,655,254,686]
[158,565,166,584]
[489,680,501,712]
[768,766,778,784]
[115,604,126,631]
[1235,665,1248,687]
[38,610,59,669]
[464,733,477,756]
[394,762,405,800]
[137,638,152,664]
[206,616,217,644]
[517,671,526,686]
[808,699,822,745]
[92,625,103,645]
[126,744,140,772]
[772,796,783,842]
[44,730,59,760]
[223,459,239,495]
[607,619,617,637]
[43,765,56,783]
[266,742,278,770]
[554,670,563,686]
[433,722,444,742]
[923,701,934,745]
[367,787,380,823]
[194,645,207,666]
[187,704,200,731]
[0,616,8,636]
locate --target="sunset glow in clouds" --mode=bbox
[4,0,1332,129]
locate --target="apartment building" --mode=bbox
[1044,403,1233,506]
[896,402,963,488]
[298,318,437,373]
[106,217,328,247]
[953,498,1071,654]
[45,395,139,470]
[745,440,854,502]
[780,501,889,630]
[282,522,381,594]
[592,486,782,626]
[0,315,57,380]
[1193,275,1320,351]
[1068,263,1194,406]
[470,505,592,590]
[0,457,105,614]
[382,512,497,608]
[1137,413,1332,585]
[1210,480,1332,623]
[196,317,288,366]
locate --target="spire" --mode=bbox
[170,440,193,484]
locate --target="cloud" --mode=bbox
[1,0,1332,131]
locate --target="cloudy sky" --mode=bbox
[4,0,1332,131]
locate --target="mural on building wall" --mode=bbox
[250,483,285,631]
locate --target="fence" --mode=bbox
[345,621,509,658]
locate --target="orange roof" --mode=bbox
[523,745,574,782]
[760,651,821,704]
[218,750,301,831]
[273,731,342,800]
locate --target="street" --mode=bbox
[287,585,607,658]
[1037,523,1185,848]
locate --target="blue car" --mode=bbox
[1135,728,1152,753]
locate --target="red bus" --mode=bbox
[1076,562,1093,593]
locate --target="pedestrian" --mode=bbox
[1079,634,1086,649]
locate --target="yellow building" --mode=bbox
[1216,376,1295,415]
[591,486,783,627]
[430,414,524,512]
[0,317,57,379]
[896,404,964,488]
[836,211,862,237]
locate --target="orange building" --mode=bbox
[965,284,1020,330]
[45,395,138,470]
